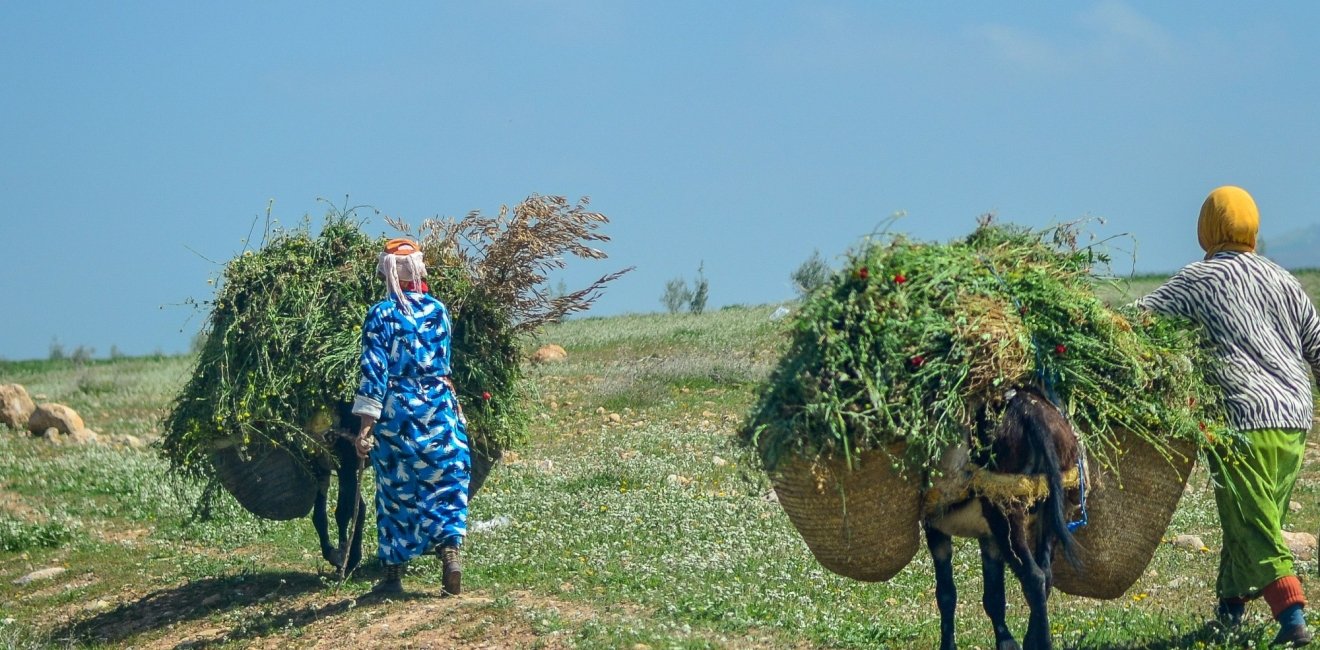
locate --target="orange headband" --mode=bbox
[385,238,418,255]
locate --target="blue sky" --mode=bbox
[2,2,1318,359]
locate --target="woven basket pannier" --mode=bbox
[1052,428,1197,599]
[771,445,922,582]
[211,436,319,521]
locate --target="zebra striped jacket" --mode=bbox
[1136,251,1320,431]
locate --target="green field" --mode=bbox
[2,274,1319,649]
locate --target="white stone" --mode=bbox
[13,567,66,585]
[1171,534,1206,552]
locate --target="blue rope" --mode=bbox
[1068,453,1089,533]
[978,256,1089,532]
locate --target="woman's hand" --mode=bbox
[355,417,376,460]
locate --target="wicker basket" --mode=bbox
[771,446,922,582]
[468,434,502,498]
[1052,429,1197,599]
[211,437,319,521]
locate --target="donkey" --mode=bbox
[308,402,499,577]
[922,386,1082,650]
[310,402,367,577]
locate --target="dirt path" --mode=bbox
[49,579,559,649]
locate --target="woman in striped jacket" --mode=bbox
[1137,186,1320,646]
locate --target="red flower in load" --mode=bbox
[1199,421,1207,432]
[893,273,907,284]
[1054,344,1067,356]
[857,266,869,280]
[1019,305,1028,316]
[482,391,492,401]
[1188,397,1197,408]
[910,354,926,368]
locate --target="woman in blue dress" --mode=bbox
[352,237,470,596]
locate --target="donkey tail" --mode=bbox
[1014,395,1082,570]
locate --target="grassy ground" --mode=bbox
[1,279,1319,648]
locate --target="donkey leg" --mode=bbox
[987,508,1052,650]
[924,523,959,650]
[1033,529,1056,596]
[979,536,1021,650]
[312,470,340,568]
[1028,511,1060,648]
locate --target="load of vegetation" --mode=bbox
[741,218,1233,475]
[163,195,629,478]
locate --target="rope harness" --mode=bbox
[924,465,1082,513]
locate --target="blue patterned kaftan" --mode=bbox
[351,291,470,566]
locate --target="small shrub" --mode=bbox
[689,263,709,315]
[0,516,76,552]
[791,249,831,298]
[661,278,691,314]
[70,345,95,365]
[77,374,116,396]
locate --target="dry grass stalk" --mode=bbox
[388,194,633,333]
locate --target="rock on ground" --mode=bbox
[110,434,147,449]
[66,428,99,445]
[12,567,66,586]
[28,403,86,435]
[1283,531,1317,561]
[1171,534,1207,552]
[529,344,568,364]
[0,384,36,430]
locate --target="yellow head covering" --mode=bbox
[1197,186,1259,258]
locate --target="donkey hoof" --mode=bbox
[322,547,343,568]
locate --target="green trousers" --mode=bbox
[1206,427,1307,600]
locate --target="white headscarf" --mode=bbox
[377,238,428,314]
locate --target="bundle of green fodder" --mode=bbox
[164,196,628,514]
[740,220,1234,584]
[743,220,1232,474]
